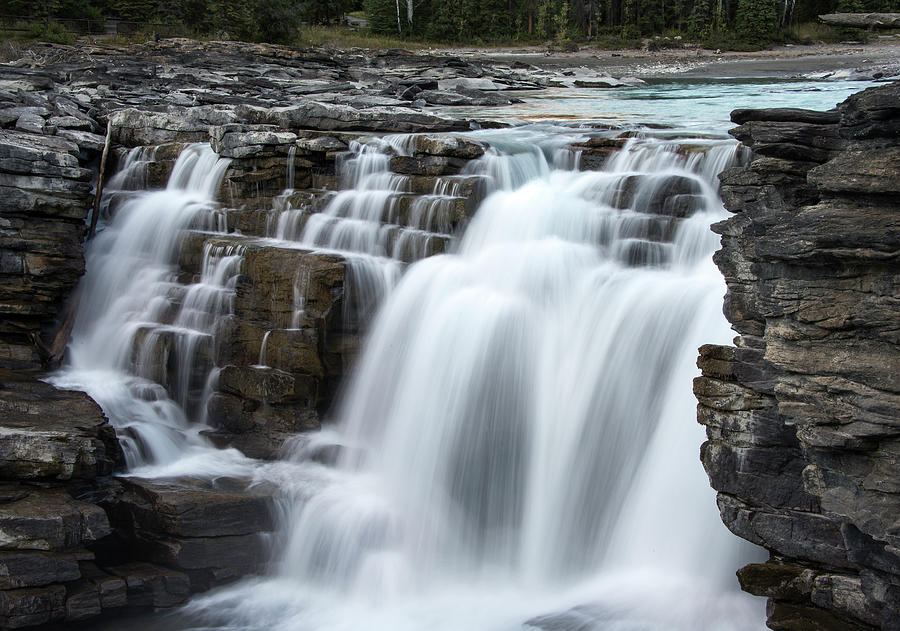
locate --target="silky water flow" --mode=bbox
[56,126,766,630]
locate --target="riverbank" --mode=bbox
[5,34,900,80]
[430,35,900,78]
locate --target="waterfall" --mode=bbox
[50,144,247,474]
[180,128,764,631]
[48,123,765,630]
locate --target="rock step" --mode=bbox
[104,477,279,590]
[0,377,122,481]
[217,189,469,243]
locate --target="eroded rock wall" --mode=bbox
[696,82,900,629]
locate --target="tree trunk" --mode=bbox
[818,12,900,28]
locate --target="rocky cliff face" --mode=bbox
[696,81,900,629]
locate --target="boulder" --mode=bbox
[105,562,190,609]
[0,585,66,629]
[0,487,110,551]
[0,377,122,480]
[410,134,485,159]
[0,551,82,590]
[112,476,276,539]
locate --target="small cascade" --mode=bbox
[97,145,157,225]
[266,137,481,328]
[257,330,273,367]
[52,144,239,469]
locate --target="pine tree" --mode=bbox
[734,0,776,45]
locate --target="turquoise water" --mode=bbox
[453,78,881,130]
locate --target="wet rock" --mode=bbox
[233,243,345,330]
[0,585,66,629]
[236,101,469,133]
[112,477,275,538]
[389,155,466,176]
[0,487,111,551]
[0,378,122,481]
[0,551,81,589]
[63,579,102,621]
[700,81,900,630]
[218,365,295,404]
[78,562,127,610]
[136,532,267,572]
[572,136,627,170]
[105,562,190,609]
[410,134,485,159]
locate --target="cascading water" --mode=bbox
[50,144,248,474]
[174,128,765,631]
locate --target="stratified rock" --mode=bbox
[807,146,900,194]
[0,377,121,480]
[105,477,277,589]
[0,487,111,551]
[0,585,66,629]
[110,106,238,146]
[105,562,190,609]
[0,551,81,590]
[409,134,485,159]
[235,101,469,133]
[218,365,295,404]
[699,81,900,631]
[112,477,275,538]
[209,125,297,159]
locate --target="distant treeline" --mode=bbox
[2,0,897,46]
[0,0,360,43]
[365,0,899,44]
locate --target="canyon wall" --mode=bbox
[696,81,900,629]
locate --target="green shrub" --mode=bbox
[26,21,75,43]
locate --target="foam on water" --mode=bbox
[59,122,769,631]
[178,129,765,630]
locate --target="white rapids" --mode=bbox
[186,128,763,631]
[58,124,766,630]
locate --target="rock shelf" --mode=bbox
[697,81,900,630]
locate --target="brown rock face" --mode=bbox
[0,131,95,371]
[697,81,900,630]
[0,376,122,481]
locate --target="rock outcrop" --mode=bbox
[696,82,900,629]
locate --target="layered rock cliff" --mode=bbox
[696,81,900,629]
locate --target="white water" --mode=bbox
[50,144,251,476]
[176,131,764,631]
[60,120,767,630]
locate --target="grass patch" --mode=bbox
[779,21,871,44]
[0,21,76,45]
[296,25,414,49]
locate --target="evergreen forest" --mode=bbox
[2,0,897,48]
